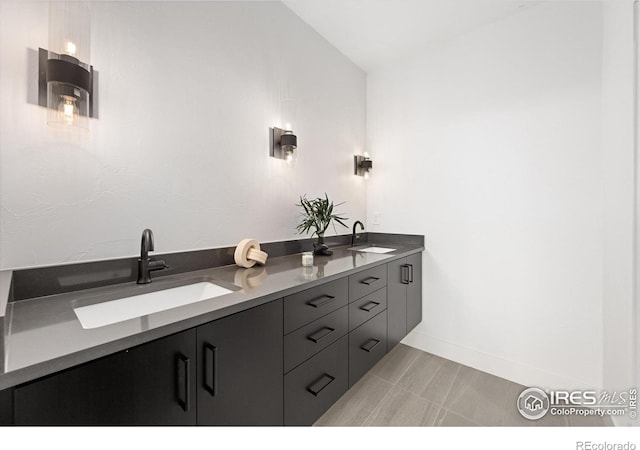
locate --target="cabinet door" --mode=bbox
[14,329,197,425]
[386,258,407,351]
[125,328,197,425]
[0,388,12,425]
[197,299,283,425]
[406,252,423,332]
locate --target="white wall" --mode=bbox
[636,0,640,423]
[601,0,636,405]
[0,1,367,269]
[368,2,605,389]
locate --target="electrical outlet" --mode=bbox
[373,212,380,225]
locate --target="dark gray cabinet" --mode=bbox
[282,280,349,425]
[348,287,386,331]
[387,252,423,351]
[196,299,283,425]
[0,387,13,425]
[387,259,408,350]
[284,305,348,373]
[10,300,284,426]
[284,336,348,426]
[348,310,387,387]
[347,266,389,388]
[406,252,422,333]
[283,278,348,334]
[14,329,197,425]
[349,265,387,301]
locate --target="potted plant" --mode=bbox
[296,193,348,256]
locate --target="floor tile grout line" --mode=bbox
[436,405,483,427]
[389,349,422,386]
[399,358,461,407]
[361,377,397,426]
[440,363,462,407]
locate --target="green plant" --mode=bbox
[296,193,348,238]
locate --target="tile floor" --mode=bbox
[314,344,612,427]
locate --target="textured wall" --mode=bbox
[0,1,367,269]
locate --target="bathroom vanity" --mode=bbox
[0,233,423,426]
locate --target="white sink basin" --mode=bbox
[352,246,396,254]
[74,281,233,329]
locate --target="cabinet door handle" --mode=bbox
[408,263,414,283]
[176,354,191,412]
[360,338,381,353]
[306,294,335,308]
[307,326,336,343]
[401,265,410,284]
[203,343,217,397]
[359,301,380,312]
[307,374,336,397]
[360,276,380,286]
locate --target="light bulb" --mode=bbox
[284,122,292,131]
[363,151,370,158]
[59,96,78,125]
[364,171,370,181]
[65,41,77,56]
[285,151,294,164]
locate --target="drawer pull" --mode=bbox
[360,276,380,286]
[360,338,381,353]
[408,264,414,283]
[359,301,380,312]
[307,326,336,343]
[203,343,217,397]
[176,354,191,412]
[307,374,336,397]
[401,265,411,284]
[306,294,336,308]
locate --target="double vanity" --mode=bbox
[0,233,423,425]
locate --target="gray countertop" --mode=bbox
[0,243,423,390]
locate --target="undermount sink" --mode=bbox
[73,281,234,329]
[350,246,396,254]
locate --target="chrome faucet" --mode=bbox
[137,228,169,284]
[351,221,365,247]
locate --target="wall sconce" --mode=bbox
[270,127,298,164]
[38,2,95,128]
[354,152,373,180]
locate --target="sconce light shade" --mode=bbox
[38,2,95,128]
[354,153,373,179]
[270,127,298,163]
[280,132,297,151]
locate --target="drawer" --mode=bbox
[284,278,348,334]
[284,305,348,373]
[349,287,387,331]
[349,310,387,387]
[284,335,348,426]
[348,265,387,302]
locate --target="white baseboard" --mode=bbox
[401,329,599,391]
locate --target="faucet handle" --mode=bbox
[148,259,169,271]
